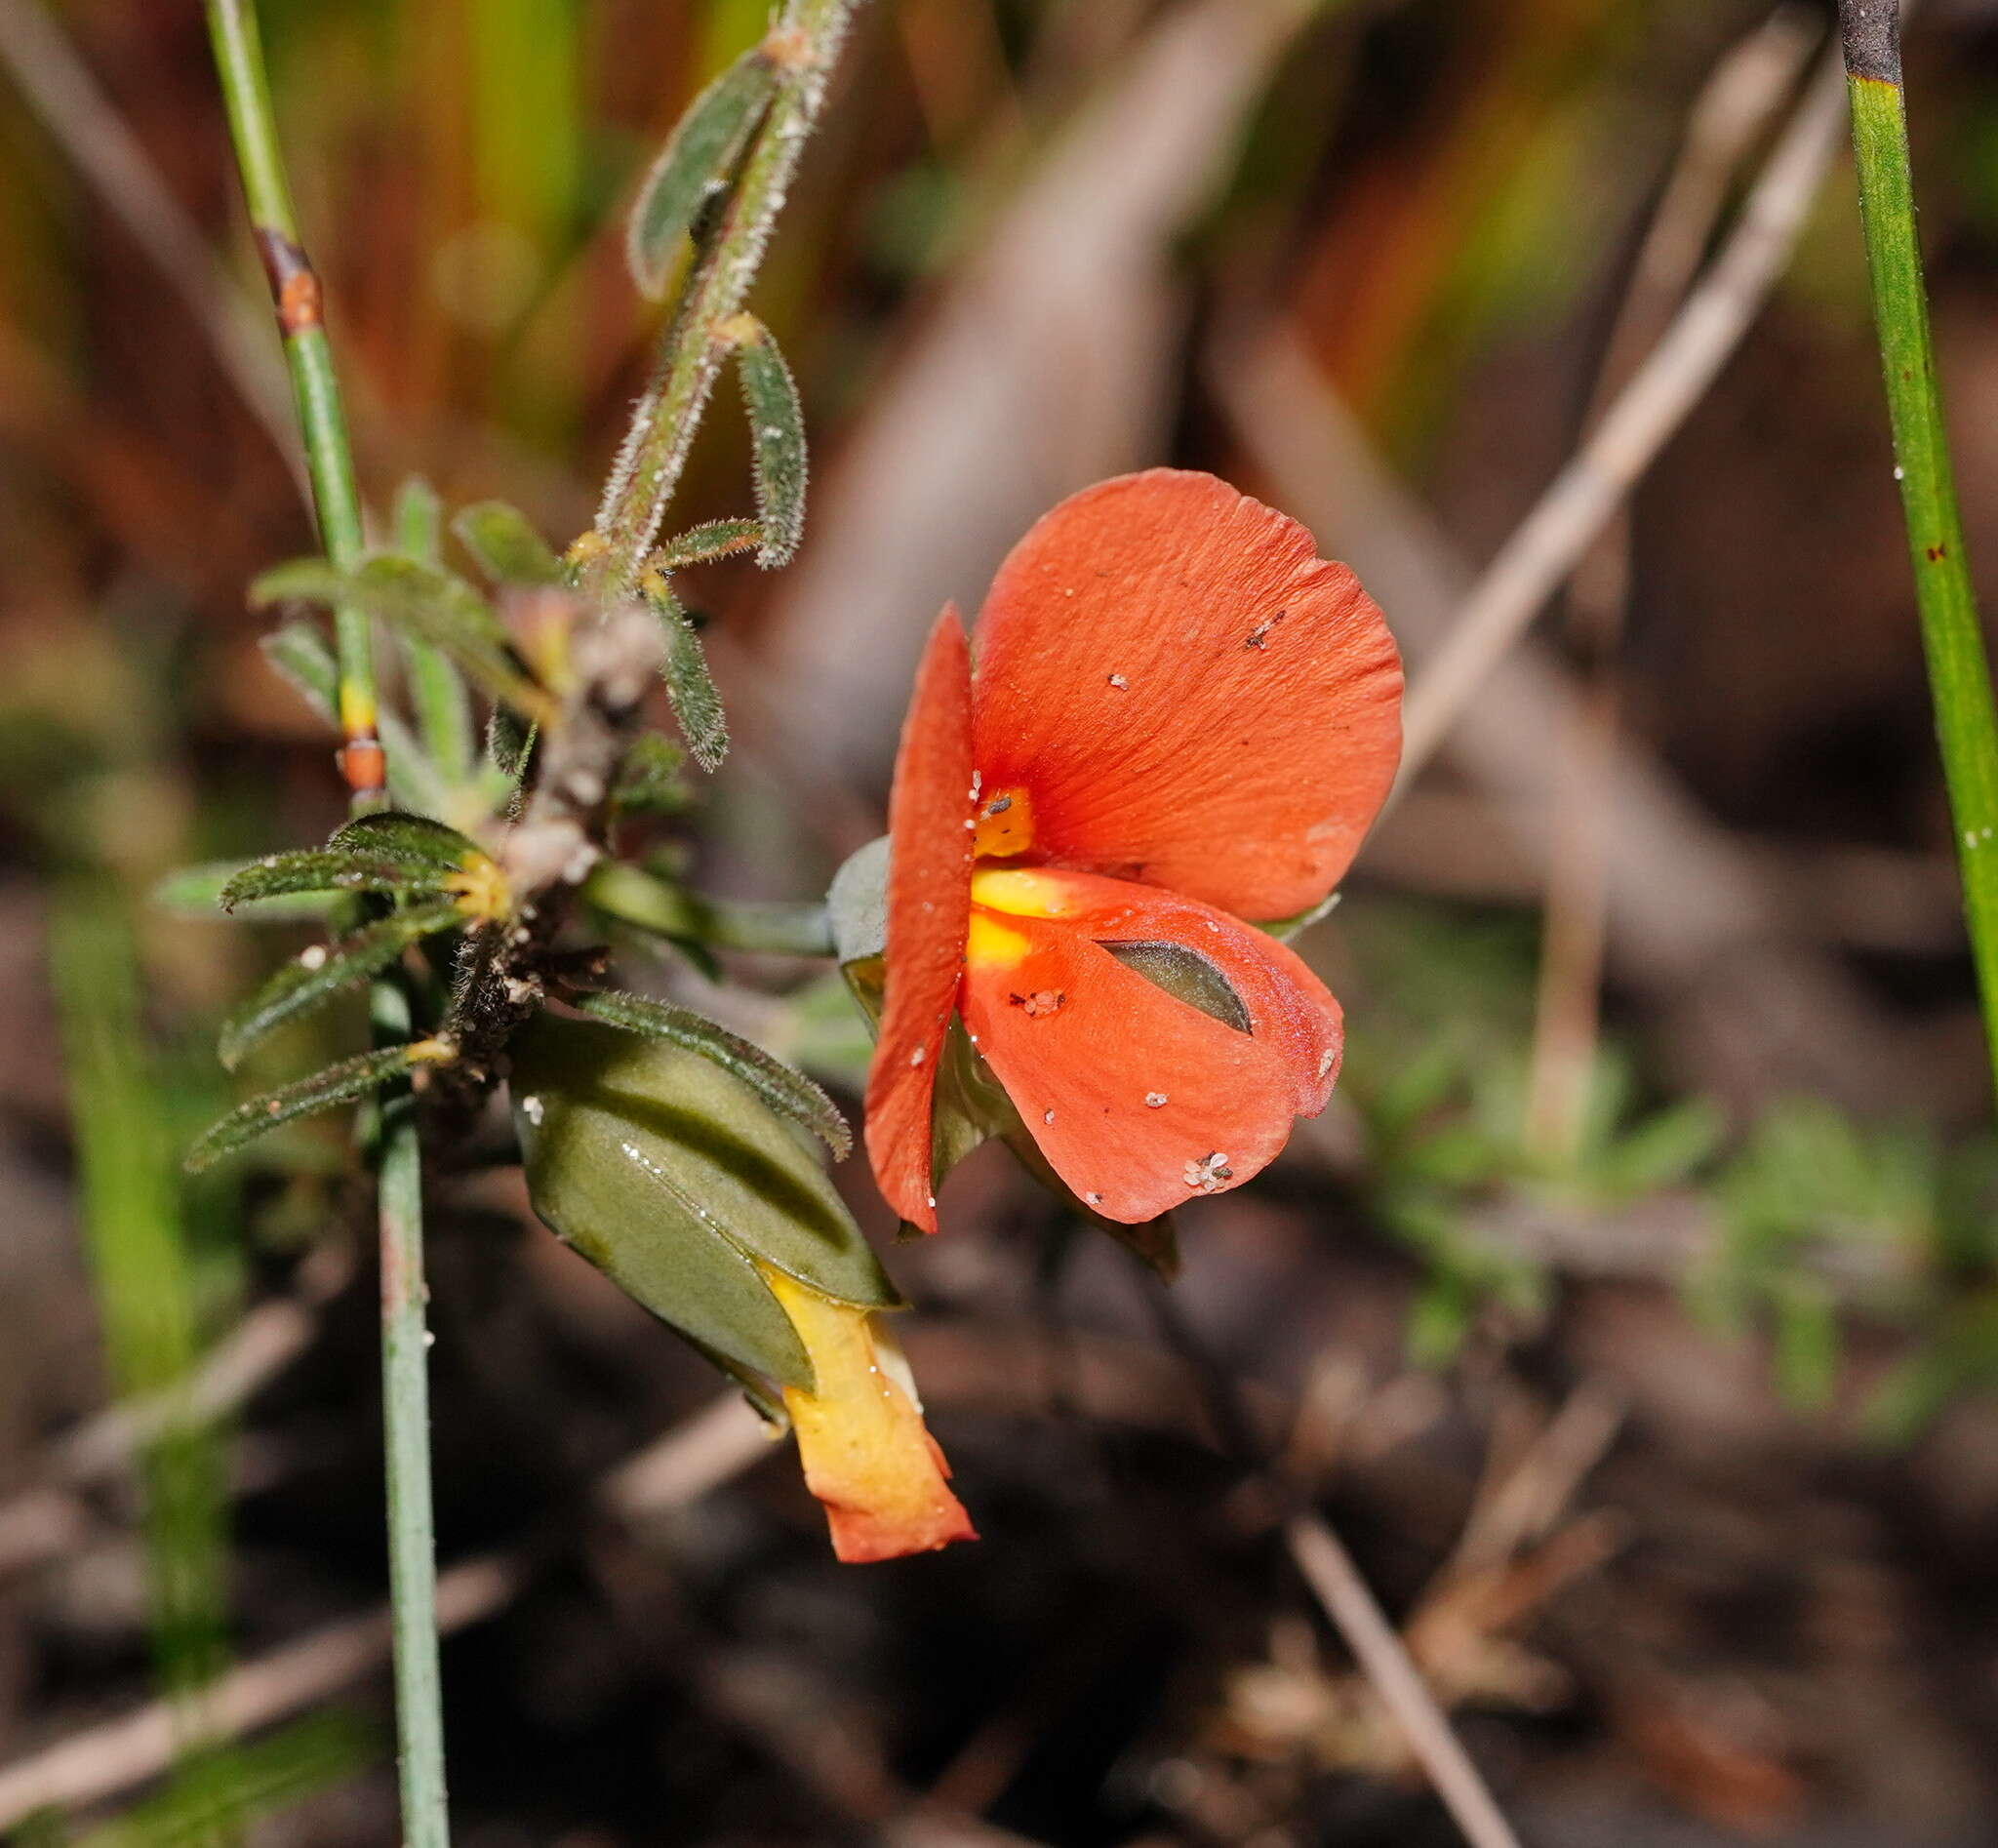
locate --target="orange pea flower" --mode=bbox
[865,469,1403,1229]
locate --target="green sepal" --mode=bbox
[253,555,544,718]
[219,900,464,1071]
[651,519,763,574]
[217,848,449,911]
[729,317,807,567]
[452,501,564,587]
[624,47,779,301]
[185,1043,433,1173]
[1260,890,1341,943]
[328,811,484,875]
[569,990,851,1158]
[510,1015,898,1392]
[645,583,728,771]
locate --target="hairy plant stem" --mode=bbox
[204,5,450,1841]
[1841,1,1998,1102]
[591,0,859,597]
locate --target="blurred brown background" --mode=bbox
[5,1,1998,1843]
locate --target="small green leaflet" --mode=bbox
[219,900,464,1071]
[729,317,807,567]
[217,849,447,911]
[648,583,728,771]
[185,1043,436,1173]
[624,48,780,301]
[452,501,565,587]
[253,554,547,719]
[651,519,763,574]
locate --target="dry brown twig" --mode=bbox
[1391,37,1852,783]
[1524,6,1821,1159]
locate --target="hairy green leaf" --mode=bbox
[153,862,339,921]
[648,584,728,771]
[651,518,763,574]
[730,317,807,566]
[185,1043,434,1173]
[571,990,850,1157]
[328,811,483,874]
[216,849,446,911]
[219,901,463,1071]
[511,1015,896,1391]
[624,48,779,300]
[452,501,564,587]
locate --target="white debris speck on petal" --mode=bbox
[909,1046,926,1066]
[1183,1151,1233,1192]
[1107,673,1129,690]
[1145,1092,1168,1108]
[1085,1191,1102,1206]
[1317,1048,1336,1078]
[1043,1109,1056,1125]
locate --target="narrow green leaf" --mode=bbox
[393,476,444,556]
[624,48,779,301]
[217,849,446,911]
[261,623,337,723]
[612,732,690,816]
[394,478,478,781]
[487,707,537,792]
[219,901,463,1071]
[729,316,807,567]
[571,990,851,1157]
[329,811,483,874]
[254,555,546,719]
[647,584,728,771]
[651,518,763,574]
[185,1043,433,1173]
[261,624,457,818]
[452,501,564,587]
[153,862,339,921]
[511,1016,894,1392]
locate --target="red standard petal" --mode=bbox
[958,907,1303,1224]
[970,469,1403,921]
[865,609,975,1232]
[971,866,1343,1114]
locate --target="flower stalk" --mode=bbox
[204,4,449,1841]
[1840,1,1998,1101]
[591,0,859,596]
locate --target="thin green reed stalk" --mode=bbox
[203,6,450,1842]
[1841,1,1998,1100]
[592,0,859,595]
